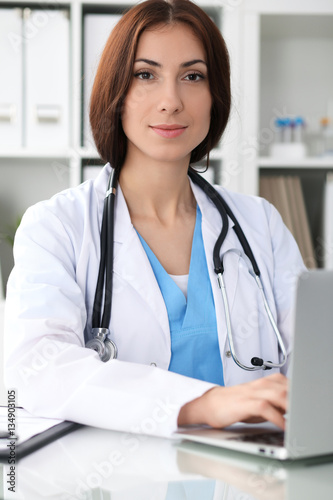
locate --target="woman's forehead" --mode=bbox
[135,23,206,62]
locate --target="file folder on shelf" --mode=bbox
[260,175,317,269]
[25,9,70,149]
[323,172,333,269]
[83,14,122,149]
[0,8,23,148]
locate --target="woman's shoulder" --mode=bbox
[213,184,274,223]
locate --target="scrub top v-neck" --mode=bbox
[137,206,224,386]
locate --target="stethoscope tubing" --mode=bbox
[187,169,261,276]
[254,274,288,368]
[92,169,118,329]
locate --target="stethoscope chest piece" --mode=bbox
[86,328,118,362]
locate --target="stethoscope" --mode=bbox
[86,167,287,371]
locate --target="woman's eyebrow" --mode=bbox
[181,59,207,68]
[134,58,161,67]
[134,58,207,68]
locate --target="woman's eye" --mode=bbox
[184,72,204,82]
[134,71,154,80]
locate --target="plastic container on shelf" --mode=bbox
[270,142,307,159]
[320,117,333,157]
[270,116,307,159]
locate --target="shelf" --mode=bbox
[0,149,71,159]
[258,157,333,168]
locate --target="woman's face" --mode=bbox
[121,23,212,167]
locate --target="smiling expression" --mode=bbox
[121,23,212,167]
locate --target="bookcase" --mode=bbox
[239,0,333,268]
[1,0,333,298]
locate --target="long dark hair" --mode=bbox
[89,0,231,174]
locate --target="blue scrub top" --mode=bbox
[137,206,224,385]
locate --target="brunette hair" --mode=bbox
[89,0,231,174]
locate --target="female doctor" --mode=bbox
[4,0,305,437]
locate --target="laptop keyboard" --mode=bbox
[229,431,285,447]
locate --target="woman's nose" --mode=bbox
[157,80,184,114]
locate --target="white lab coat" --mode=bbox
[4,163,305,437]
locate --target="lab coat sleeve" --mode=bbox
[4,204,215,438]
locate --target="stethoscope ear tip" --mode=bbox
[251,357,275,370]
[251,357,264,367]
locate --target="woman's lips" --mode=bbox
[150,125,187,138]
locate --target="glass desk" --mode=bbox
[1,423,333,499]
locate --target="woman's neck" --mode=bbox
[119,156,196,224]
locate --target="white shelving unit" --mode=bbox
[238,0,333,268]
[238,0,333,193]
[259,158,333,169]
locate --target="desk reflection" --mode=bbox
[2,426,333,499]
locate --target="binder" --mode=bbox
[273,176,294,234]
[83,14,122,149]
[285,176,306,258]
[0,8,23,148]
[25,9,70,149]
[323,172,333,269]
[259,176,274,204]
[259,175,317,268]
[289,176,316,269]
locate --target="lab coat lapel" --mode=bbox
[112,183,171,340]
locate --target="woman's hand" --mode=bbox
[178,373,288,430]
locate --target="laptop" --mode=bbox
[175,269,333,460]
